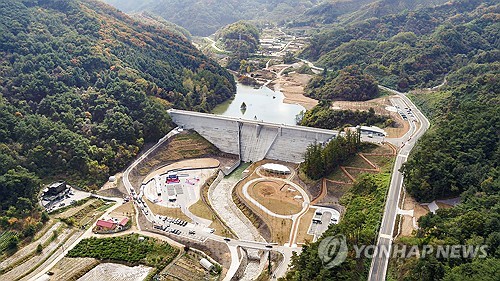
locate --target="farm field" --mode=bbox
[159,251,218,281]
[0,231,17,256]
[0,222,63,273]
[0,227,76,280]
[50,257,99,281]
[68,234,179,270]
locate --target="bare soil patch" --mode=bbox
[143,158,219,183]
[331,96,392,115]
[399,196,429,237]
[273,73,318,110]
[144,199,191,222]
[329,95,410,138]
[78,263,152,281]
[247,180,303,215]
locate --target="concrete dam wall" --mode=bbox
[168,109,338,163]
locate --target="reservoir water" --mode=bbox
[212,82,305,125]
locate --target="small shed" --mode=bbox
[118,218,129,227]
[200,258,214,271]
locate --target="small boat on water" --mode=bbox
[240,102,247,110]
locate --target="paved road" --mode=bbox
[205,37,230,53]
[123,129,180,230]
[118,128,293,280]
[368,86,430,281]
[30,197,123,281]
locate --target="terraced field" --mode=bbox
[0,227,74,280]
[50,257,99,281]
[160,252,214,281]
[0,222,63,273]
[0,231,17,255]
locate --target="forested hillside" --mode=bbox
[0,0,235,233]
[101,0,327,36]
[215,21,260,58]
[288,1,499,280]
[305,66,379,101]
[301,0,498,91]
[392,62,499,281]
[290,0,447,27]
[130,12,192,41]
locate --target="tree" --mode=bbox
[36,243,43,254]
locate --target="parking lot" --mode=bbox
[307,207,341,241]
[44,187,91,213]
[152,215,213,242]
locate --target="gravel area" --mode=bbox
[77,263,152,281]
[209,176,264,243]
[209,175,267,279]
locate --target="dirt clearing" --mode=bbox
[275,73,318,110]
[78,263,153,281]
[247,180,303,215]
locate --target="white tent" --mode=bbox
[262,163,291,174]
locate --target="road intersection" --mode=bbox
[31,83,429,281]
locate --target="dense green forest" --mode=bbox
[391,63,499,280]
[130,12,192,41]
[215,21,260,58]
[305,66,380,101]
[302,131,361,180]
[292,1,499,280]
[300,101,390,130]
[301,0,499,91]
[0,0,235,235]
[294,0,449,27]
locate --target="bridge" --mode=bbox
[168,109,338,163]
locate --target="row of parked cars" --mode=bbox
[153,223,182,235]
[159,216,188,227]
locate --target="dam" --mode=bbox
[168,109,337,163]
